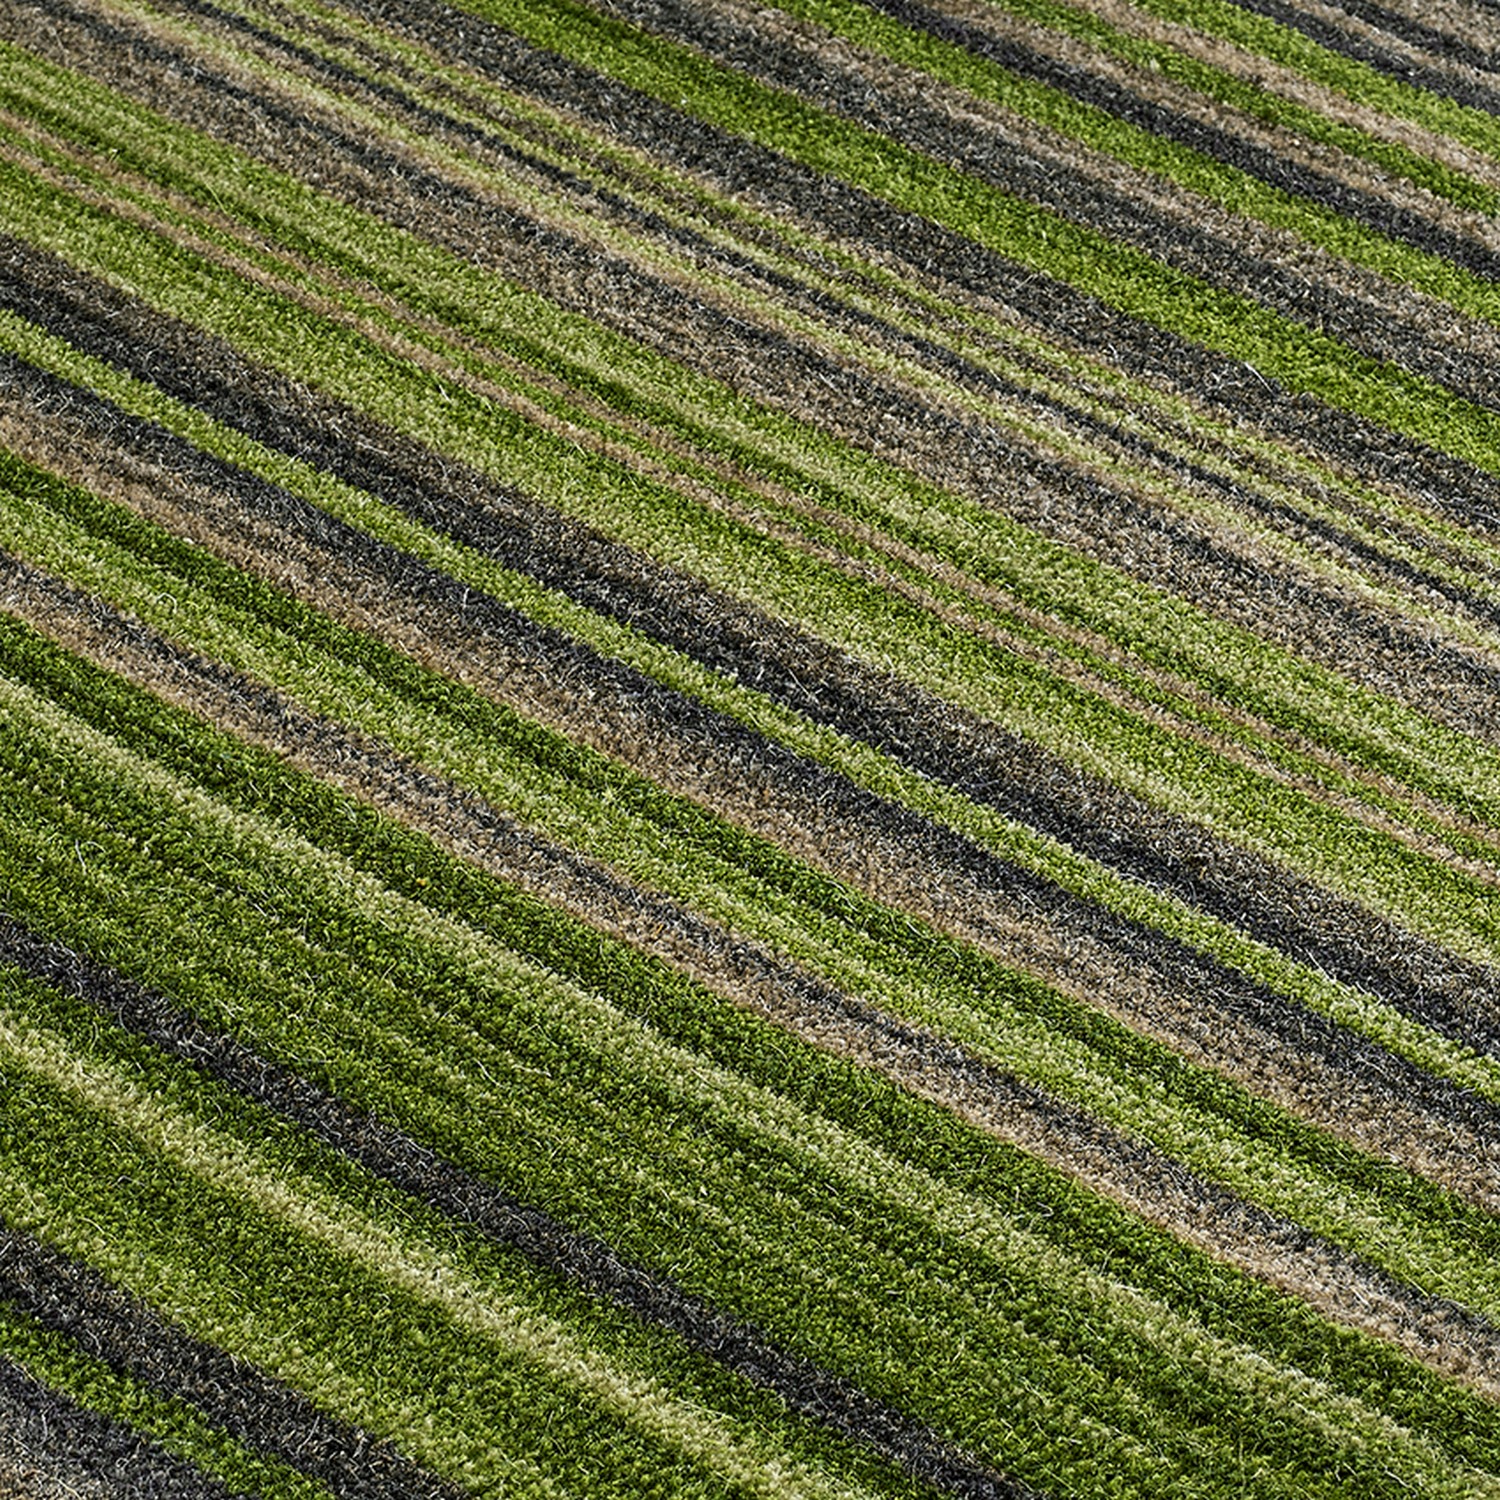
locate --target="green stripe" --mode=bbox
[7,1,1500,1493]
[1,476,1497,1338]
[8,609,1499,1474]
[2,720,1488,1494]
[434,0,1500,464]
[4,312,1497,1113]
[7,42,1499,846]
[0,1301,338,1500]
[3,103,1498,964]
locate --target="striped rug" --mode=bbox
[2,0,1500,1494]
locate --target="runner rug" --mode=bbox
[1,0,1499,1495]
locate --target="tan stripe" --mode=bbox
[0,1010,861,1500]
[1358,0,1500,57]
[8,399,1500,1362]
[1251,0,1500,89]
[24,0,1500,770]
[17,86,1496,878]
[718,0,1500,361]
[6,378,1500,1199]
[882,0,1500,258]
[8,505,1500,1393]
[1060,0,1500,182]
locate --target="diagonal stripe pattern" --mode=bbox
[1,0,1500,1494]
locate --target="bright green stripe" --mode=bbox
[1,798,1489,1500]
[967,0,1500,209]
[0,869,1282,1497]
[0,1023,1229,1499]
[2,475,1499,1352]
[3,115,1494,963]
[432,0,1500,471]
[11,31,1500,836]
[0,1302,337,1500]
[4,310,1496,1117]
[1117,0,1500,164]
[142,0,1500,339]
[3,431,1496,1252]
[11,611,1500,1481]
[0,980,903,1500]
[6,48,1499,844]
[757,0,1500,326]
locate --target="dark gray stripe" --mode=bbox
[14,511,1500,1206]
[1222,0,1500,117]
[546,0,1500,414]
[19,0,1500,563]
[5,261,1500,1082]
[0,1354,242,1499]
[8,907,1500,1440]
[856,0,1500,283]
[0,917,1039,1500]
[1315,0,1500,75]
[0,1235,462,1499]
[322,0,1500,539]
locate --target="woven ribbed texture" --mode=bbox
[1,1,1499,1495]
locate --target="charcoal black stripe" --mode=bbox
[1222,0,1500,116]
[9,504,1498,1180]
[0,917,1041,1500]
[1317,0,1500,75]
[327,0,1500,504]
[559,0,1500,413]
[0,1353,242,1499]
[6,255,1500,1073]
[7,908,1498,1451]
[0,1237,463,1499]
[855,0,1500,284]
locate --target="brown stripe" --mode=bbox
[9,39,1500,776]
[574,0,1500,406]
[5,502,1500,1395]
[906,0,1500,255]
[0,921,1037,1500]
[6,337,1500,1134]
[1224,0,1500,113]
[8,518,1500,1224]
[19,0,1500,757]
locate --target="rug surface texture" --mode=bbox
[2,0,1500,1495]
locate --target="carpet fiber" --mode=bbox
[2,0,1500,1495]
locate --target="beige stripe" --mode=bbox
[5,380,1500,1206]
[23,0,1500,767]
[1358,0,1500,57]
[1067,0,1500,182]
[18,702,1500,1406]
[0,1010,864,1500]
[707,0,1500,365]
[15,90,1496,878]
[1251,0,1500,91]
[8,474,1500,1410]
[899,0,1500,258]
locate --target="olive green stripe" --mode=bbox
[6,40,1499,856]
[1114,0,1500,163]
[12,599,1500,1478]
[4,462,1500,1341]
[2,126,1494,968]
[0,1303,338,1500]
[0,1012,884,1500]
[4,307,1497,1116]
[2,759,1495,1500]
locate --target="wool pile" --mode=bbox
[1,0,1500,1495]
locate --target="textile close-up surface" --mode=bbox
[1,0,1500,1495]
